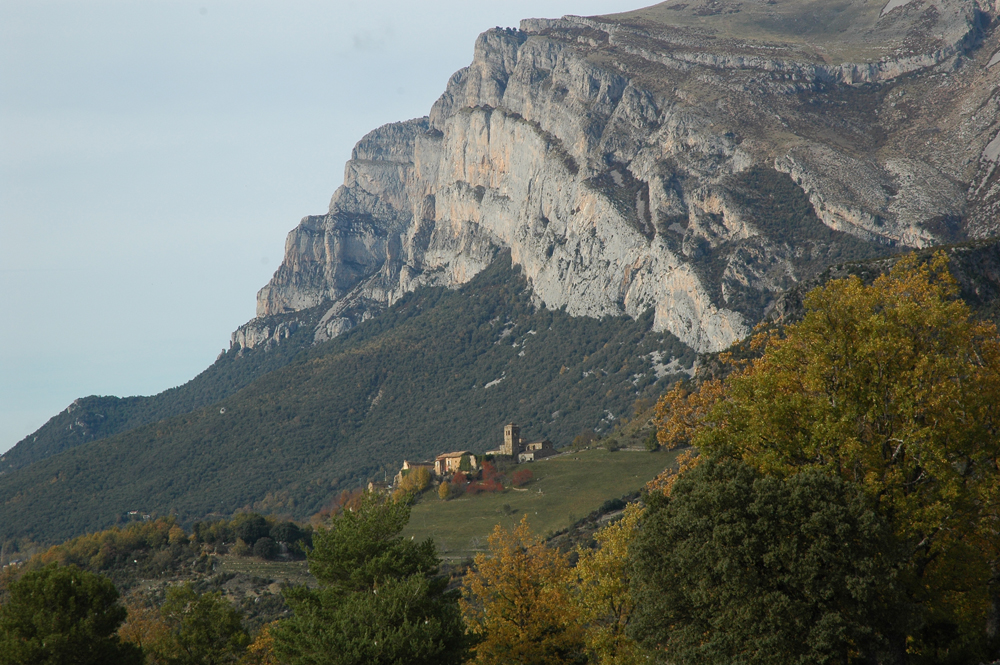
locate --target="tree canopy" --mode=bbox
[272,493,469,665]
[653,252,1000,662]
[631,458,910,665]
[461,516,586,665]
[156,584,250,665]
[573,503,647,665]
[0,564,142,665]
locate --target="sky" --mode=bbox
[0,0,645,454]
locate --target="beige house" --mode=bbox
[434,451,478,476]
[518,439,555,463]
[393,459,434,486]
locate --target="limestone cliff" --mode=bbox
[237,0,1000,354]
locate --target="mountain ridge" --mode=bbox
[7,0,1000,547]
[252,0,998,361]
[0,256,694,545]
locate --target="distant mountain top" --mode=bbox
[0,306,324,476]
[252,0,997,365]
[600,0,982,66]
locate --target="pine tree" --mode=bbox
[0,564,142,665]
[272,492,469,665]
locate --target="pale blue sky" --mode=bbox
[0,0,644,453]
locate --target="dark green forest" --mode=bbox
[0,255,693,545]
[0,308,325,474]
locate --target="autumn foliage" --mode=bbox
[573,503,646,665]
[511,468,534,487]
[461,517,585,664]
[649,252,1000,662]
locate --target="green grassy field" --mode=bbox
[401,448,678,559]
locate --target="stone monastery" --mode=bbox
[394,423,555,486]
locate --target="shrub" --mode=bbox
[438,483,451,500]
[231,539,251,557]
[643,430,659,452]
[270,521,306,545]
[253,537,277,560]
[234,514,269,546]
[511,469,534,487]
[572,429,598,450]
[599,498,626,514]
[468,478,505,495]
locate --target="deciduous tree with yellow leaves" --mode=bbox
[572,503,647,665]
[650,252,1000,662]
[461,516,585,665]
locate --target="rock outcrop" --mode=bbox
[242,0,1000,354]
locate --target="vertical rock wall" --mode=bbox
[241,0,998,354]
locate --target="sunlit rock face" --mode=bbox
[248,0,1000,354]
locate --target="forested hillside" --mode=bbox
[1,307,323,475]
[0,255,692,545]
[5,250,1000,665]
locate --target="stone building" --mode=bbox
[518,439,555,463]
[486,423,556,463]
[434,451,478,476]
[501,423,522,457]
[393,459,434,486]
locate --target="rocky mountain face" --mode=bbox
[10,0,1000,547]
[239,0,1000,357]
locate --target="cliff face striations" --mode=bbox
[241,0,1000,354]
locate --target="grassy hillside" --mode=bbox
[0,255,693,546]
[402,447,677,559]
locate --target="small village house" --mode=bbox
[393,459,434,486]
[518,439,555,463]
[434,451,478,476]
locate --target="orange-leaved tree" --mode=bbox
[119,599,172,663]
[646,377,726,495]
[239,622,280,665]
[461,516,585,665]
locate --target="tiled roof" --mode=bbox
[436,450,472,459]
